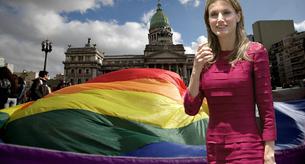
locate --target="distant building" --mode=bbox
[63,1,194,84]
[47,73,65,91]
[269,31,305,86]
[253,20,295,50]
[63,38,104,85]
[53,73,65,80]
[0,57,14,72]
[0,57,5,67]
[99,1,194,84]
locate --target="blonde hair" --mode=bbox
[204,0,251,65]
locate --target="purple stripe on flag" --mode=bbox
[1,143,305,164]
[0,143,206,164]
[275,145,305,164]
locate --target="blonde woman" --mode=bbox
[184,0,276,163]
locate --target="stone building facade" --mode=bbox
[63,38,104,84]
[63,1,194,84]
[269,31,305,87]
[253,20,295,50]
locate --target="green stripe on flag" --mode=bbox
[2,109,208,155]
[0,111,9,128]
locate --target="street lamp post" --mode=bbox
[41,40,52,71]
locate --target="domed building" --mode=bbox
[148,2,172,45]
[63,1,195,84]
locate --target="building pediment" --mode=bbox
[146,50,186,59]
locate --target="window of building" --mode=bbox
[79,69,82,74]
[71,69,74,74]
[78,79,81,84]
[86,69,90,74]
[78,56,83,61]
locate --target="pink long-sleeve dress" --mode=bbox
[184,42,276,163]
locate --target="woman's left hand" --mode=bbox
[264,141,276,164]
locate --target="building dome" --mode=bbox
[149,2,170,30]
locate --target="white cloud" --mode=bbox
[2,0,114,13]
[179,0,201,7]
[173,31,183,44]
[184,35,207,54]
[99,0,114,6]
[142,9,156,29]
[0,0,148,77]
[294,20,305,32]
[184,46,195,54]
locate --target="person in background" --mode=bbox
[5,74,19,108]
[0,67,18,109]
[66,81,72,86]
[30,70,51,101]
[55,80,66,91]
[16,76,27,104]
[0,67,12,109]
[184,0,276,163]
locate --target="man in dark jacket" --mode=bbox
[0,78,11,109]
[30,71,51,101]
[0,67,13,109]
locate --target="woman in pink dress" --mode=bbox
[184,0,276,163]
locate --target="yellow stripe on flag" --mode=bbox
[8,89,208,129]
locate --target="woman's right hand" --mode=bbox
[193,44,214,72]
[188,43,214,98]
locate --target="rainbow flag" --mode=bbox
[0,68,209,157]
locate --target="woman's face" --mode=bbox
[208,0,240,39]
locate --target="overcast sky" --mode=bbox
[0,0,304,77]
